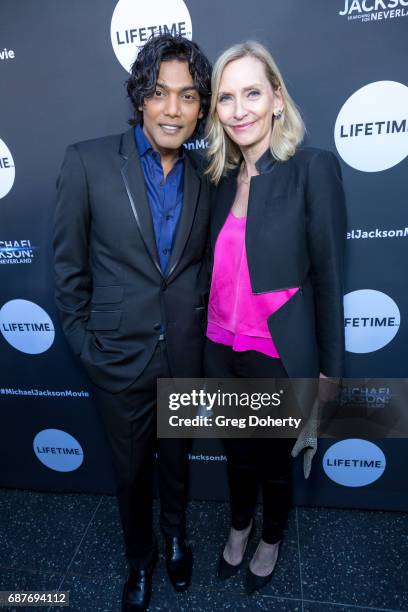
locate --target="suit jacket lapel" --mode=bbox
[166,152,201,279]
[119,128,162,276]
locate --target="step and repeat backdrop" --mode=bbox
[1,0,407,510]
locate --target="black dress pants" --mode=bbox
[92,340,189,569]
[204,339,293,544]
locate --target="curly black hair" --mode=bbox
[126,34,211,130]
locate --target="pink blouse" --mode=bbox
[206,210,298,358]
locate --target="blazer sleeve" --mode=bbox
[305,150,346,377]
[53,144,92,355]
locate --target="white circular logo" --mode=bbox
[0,138,15,199]
[33,429,84,472]
[323,439,386,487]
[0,299,55,354]
[344,289,400,354]
[111,0,193,73]
[334,81,408,172]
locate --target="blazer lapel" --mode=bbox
[211,168,238,246]
[212,151,278,246]
[166,152,201,279]
[119,129,162,276]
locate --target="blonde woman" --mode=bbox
[204,41,346,594]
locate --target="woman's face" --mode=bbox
[216,56,283,154]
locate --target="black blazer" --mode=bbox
[53,128,210,393]
[210,147,346,378]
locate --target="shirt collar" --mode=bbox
[254,147,277,175]
[134,123,185,161]
[134,124,152,157]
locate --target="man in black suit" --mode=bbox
[53,35,211,611]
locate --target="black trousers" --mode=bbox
[92,340,189,569]
[204,339,293,544]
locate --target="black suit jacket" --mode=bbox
[210,147,346,378]
[53,128,210,393]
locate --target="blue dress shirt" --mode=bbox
[134,125,184,272]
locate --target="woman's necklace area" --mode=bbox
[238,161,251,184]
[238,160,259,184]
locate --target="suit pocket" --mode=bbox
[91,286,124,304]
[86,310,122,330]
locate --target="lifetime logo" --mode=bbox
[344,290,400,353]
[0,299,55,354]
[339,119,407,138]
[344,316,398,327]
[34,430,84,472]
[0,48,15,61]
[2,322,53,332]
[116,22,187,45]
[0,139,15,198]
[111,0,192,73]
[325,458,384,468]
[323,439,386,487]
[0,157,13,169]
[36,446,82,456]
[334,81,408,172]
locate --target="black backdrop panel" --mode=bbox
[1,0,407,509]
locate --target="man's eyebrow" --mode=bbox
[156,81,198,92]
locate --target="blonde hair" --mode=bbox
[206,41,305,184]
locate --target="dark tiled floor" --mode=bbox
[0,489,407,612]
[298,507,408,611]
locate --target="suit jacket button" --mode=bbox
[153,323,161,331]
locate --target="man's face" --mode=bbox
[139,60,202,156]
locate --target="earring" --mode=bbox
[273,108,283,118]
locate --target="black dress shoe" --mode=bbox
[165,536,193,592]
[217,520,255,581]
[122,550,158,611]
